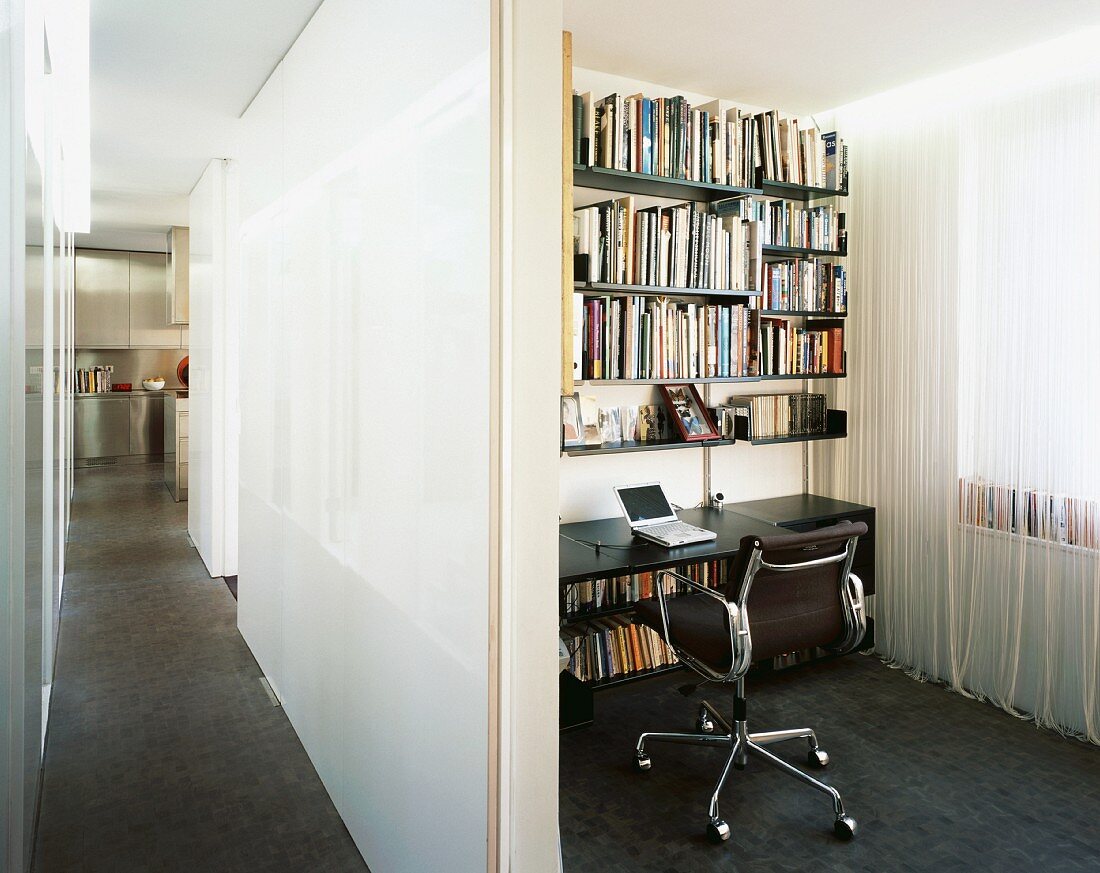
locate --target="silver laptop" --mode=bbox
[613,482,717,548]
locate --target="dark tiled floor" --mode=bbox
[561,654,1100,872]
[34,465,369,873]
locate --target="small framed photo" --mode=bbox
[561,393,584,447]
[659,384,720,442]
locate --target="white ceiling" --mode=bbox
[89,0,321,236]
[92,0,1100,237]
[565,0,1100,114]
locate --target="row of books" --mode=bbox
[573,198,760,291]
[762,261,847,313]
[718,393,829,440]
[576,295,757,381]
[572,90,847,191]
[958,476,1099,551]
[74,366,113,394]
[562,616,678,684]
[562,563,727,619]
[759,318,844,376]
[755,110,847,189]
[716,197,845,252]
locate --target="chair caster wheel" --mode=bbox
[808,748,830,768]
[833,815,857,840]
[632,752,651,772]
[706,819,731,844]
[696,717,715,734]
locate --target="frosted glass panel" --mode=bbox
[236,2,490,870]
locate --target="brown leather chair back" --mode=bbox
[726,521,868,662]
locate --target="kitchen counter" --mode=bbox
[75,389,185,398]
[165,391,188,501]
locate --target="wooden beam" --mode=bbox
[561,31,574,396]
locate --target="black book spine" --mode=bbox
[572,94,583,165]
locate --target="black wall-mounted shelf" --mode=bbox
[574,164,760,203]
[741,409,848,445]
[763,244,846,260]
[758,372,846,380]
[563,437,734,457]
[758,176,848,201]
[574,281,762,299]
[577,376,760,386]
[759,309,847,318]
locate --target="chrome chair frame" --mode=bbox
[634,533,866,842]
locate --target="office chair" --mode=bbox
[631,521,868,842]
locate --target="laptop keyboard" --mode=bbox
[643,522,702,538]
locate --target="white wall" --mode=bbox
[234,1,496,870]
[561,68,809,522]
[188,158,238,578]
[501,4,562,870]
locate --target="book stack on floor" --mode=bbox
[762,261,846,312]
[570,90,847,193]
[758,318,843,376]
[74,366,113,393]
[573,199,760,291]
[720,393,828,440]
[577,296,757,380]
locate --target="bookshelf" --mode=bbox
[559,58,856,696]
[574,281,762,300]
[573,164,761,202]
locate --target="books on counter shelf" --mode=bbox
[759,317,843,376]
[716,393,829,440]
[74,366,113,393]
[575,293,757,381]
[716,196,845,253]
[571,90,847,192]
[762,260,846,313]
[573,198,760,291]
[562,616,677,684]
[563,564,725,620]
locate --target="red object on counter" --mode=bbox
[177,356,189,387]
[112,384,132,392]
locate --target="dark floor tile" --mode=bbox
[560,654,1100,872]
[33,464,368,873]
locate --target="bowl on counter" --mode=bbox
[142,378,166,391]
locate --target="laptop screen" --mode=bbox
[616,483,676,525]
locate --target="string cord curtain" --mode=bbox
[814,58,1100,742]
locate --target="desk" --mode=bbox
[559,508,781,584]
[558,495,876,730]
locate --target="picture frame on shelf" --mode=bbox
[561,393,584,447]
[659,384,719,442]
[598,406,622,445]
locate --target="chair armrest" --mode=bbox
[653,569,750,682]
[829,571,867,655]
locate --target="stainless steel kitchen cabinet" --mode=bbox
[75,250,130,348]
[129,394,165,456]
[128,252,182,348]
[74,397,130,459]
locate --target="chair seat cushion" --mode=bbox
[634,585,845,673]
[633,594,735,673]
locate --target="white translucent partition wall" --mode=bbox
[235,1,491,870]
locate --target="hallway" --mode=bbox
[33,465,369,872]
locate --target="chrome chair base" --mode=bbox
[634,699,856,842]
